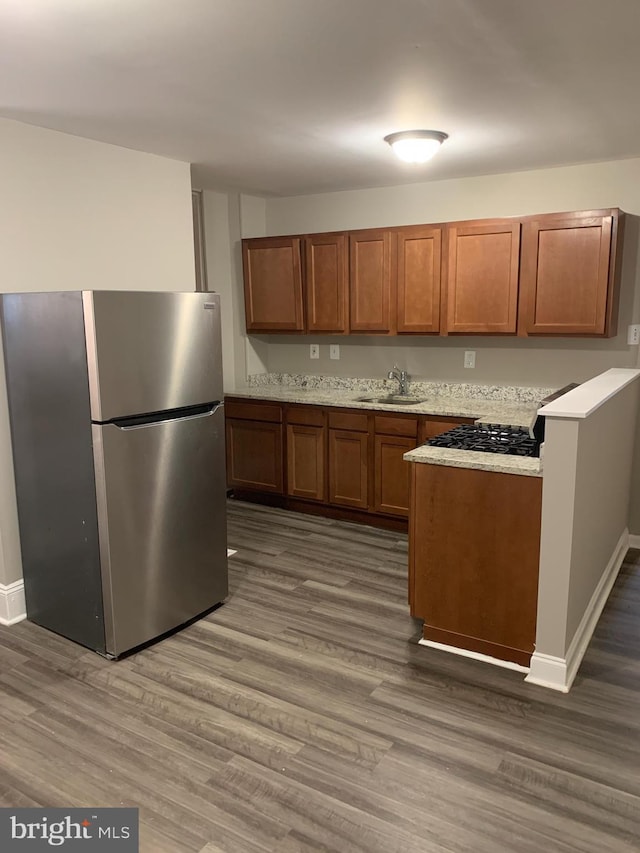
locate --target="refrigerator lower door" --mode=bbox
[92,404,228,657]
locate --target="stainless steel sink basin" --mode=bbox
[355,395,426,406]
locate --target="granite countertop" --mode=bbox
[402,445,542,477]
[224,385,540,428]
[226,375,552,478]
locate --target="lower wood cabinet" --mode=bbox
[226,397,474,529]
[225,399,284,494]
[409,462,542,666]
[374,434,416,516]
[328,429,369,509]
[226,418,283,493]
[286,405,326,502]
[372,414,419,518]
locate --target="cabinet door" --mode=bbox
[305,233,349,333]
[226,419,283,493]
[519,213,616,335]
[446,222,520,333]
[410,463,541,666]
[374,434,416,517]
[397,226,442,333]
[349,230,393,332]
[242,237,304,331]
[286,424,326,502]
[328,429,369,508]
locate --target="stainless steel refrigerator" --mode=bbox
[0,290,228,657]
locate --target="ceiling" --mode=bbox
[2,0,640,197]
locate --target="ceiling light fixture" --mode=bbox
[384,130,448,164]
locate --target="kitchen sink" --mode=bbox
[355,395,427,406]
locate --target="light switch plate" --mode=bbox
[330,344,340,360]
[627,325,640,345]
[464,350,476,368]
[310,344,320,359]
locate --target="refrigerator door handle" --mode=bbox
[114,402,224,431]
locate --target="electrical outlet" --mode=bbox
[464,350,476,369]
[627,325,640,345]
[329,344,340,360]
[310,344,320,359]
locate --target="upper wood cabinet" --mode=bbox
[304,232,349,333]
[445,221,520,334]
[519,210,621,336]
[349,230,393,333]
[396,226,443,334]
[242,237,304,332]
[240,208,624,338]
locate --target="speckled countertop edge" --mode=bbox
[403,445,542,477]
[245,372,556,403]
[225,379,547,477]
[224,385,541,427]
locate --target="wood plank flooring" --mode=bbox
[0,499,639,852]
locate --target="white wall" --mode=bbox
[0,118,196,585]
[530,373,640,690]
[266,157,640,233]
[202,190,238,390]
[200,190,268,389]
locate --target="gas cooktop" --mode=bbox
[426,424,539,457]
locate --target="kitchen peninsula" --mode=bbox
[404,368,640,691]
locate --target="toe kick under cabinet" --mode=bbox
[225,397,473,529]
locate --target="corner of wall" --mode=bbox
[239,194,267,239]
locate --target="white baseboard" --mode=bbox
[0,580,26,626]
[418,638,530,674]
[526,527,629,692]
[628,534,640,549]
[524,652,571,692]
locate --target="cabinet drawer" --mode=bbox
[328,411,369,432]
[225,399,282,423]
[374,415,418,438]
[286,405,324,426]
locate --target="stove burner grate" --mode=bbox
[426,424,538,457]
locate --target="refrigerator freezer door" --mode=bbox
[92,404,228,657]
[84,291,223,422]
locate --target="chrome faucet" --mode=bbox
[388,365,409,396]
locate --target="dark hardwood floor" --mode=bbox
[0,499,639,852]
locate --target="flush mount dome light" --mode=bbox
[384,130,448,163]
